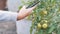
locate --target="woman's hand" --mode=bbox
[17,6,36,20]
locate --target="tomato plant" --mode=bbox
[19,0,60,34]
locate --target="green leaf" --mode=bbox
[57,26,60,34]
[48,23,57,33]
[37,30,44,34]
[44,30,49,34]
[30,26,33,34]
[48,26,55,33]
[30,22,35,34]
[18,6,22,10]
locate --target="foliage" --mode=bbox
[19,0,60,34]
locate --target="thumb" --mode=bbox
[22,6,26,9]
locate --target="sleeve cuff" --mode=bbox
[10,12,18,22]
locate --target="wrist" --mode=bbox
[17,13,29,20]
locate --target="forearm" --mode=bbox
[0,10,28,21]
[17,12,30,20]
[0,6,36,21]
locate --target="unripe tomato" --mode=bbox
[40,10,48,16]
[42,10,47,15]
[41,20,48,23]
[44,20,48,23]
[37,23,41,29]
[42,23,48,29]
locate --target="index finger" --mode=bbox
[29,5,37,10]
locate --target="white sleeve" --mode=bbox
[0,10,18,22]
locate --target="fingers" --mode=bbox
[22,5,37,10]
[28,5,37,10]
[31,5,37,10]
[21,5,37,11]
